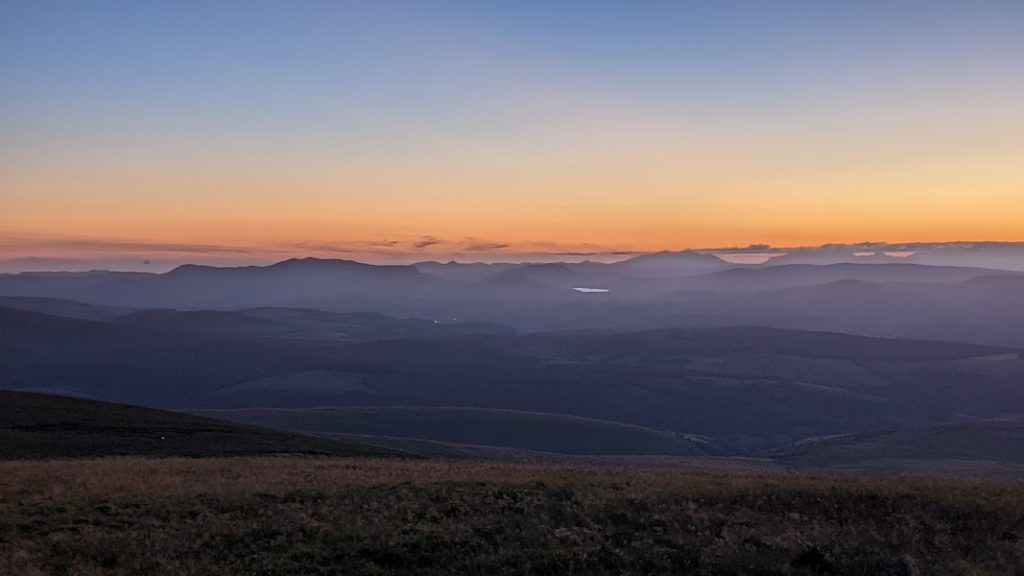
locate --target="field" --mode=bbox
[2,458,1022,576]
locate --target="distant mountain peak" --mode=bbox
[165,263,218,275]
[270,257,365,268]
[618,250,728,266]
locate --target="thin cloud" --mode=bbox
[415,236,443,249]
[292,241,361,254]
[548,250,639,257]
[0,232,699,271]
[463,242,511,252]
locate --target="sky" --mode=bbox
[2,1,1023,271]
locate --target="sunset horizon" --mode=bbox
[4,3,1024,572]
[4,231,1024,273]
[4,2,1023,272]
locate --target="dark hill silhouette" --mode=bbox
[774,418,1024,475]
[0,306,120,349]
[412,261,519,282]
[192,406,713,457]
[606,250,730,276]
[0,390,404,459]
[0,258,440,309]
[0,295,133,320]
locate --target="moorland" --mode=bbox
[2,457,1022,576]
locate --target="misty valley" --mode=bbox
[3,248,1024,475]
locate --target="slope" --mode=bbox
[191,406,717,456]
[0,390,405,459]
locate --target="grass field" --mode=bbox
[1,458,1021,575]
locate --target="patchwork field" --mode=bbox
[1,457,1021,576]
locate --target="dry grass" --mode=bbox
[1,457,1022,575]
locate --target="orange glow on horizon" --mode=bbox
[4,2,1024,271]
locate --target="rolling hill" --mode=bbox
[774,418,1024,477]
[191,406,718,456]
[5,305,1023,451]
[0,295,134,320]
[0,258,441,309]
[0,390,405,459]
[666,262,1011,295]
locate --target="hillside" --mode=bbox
[0,258,442,309]
[0,295,133,320]
[775,418,1024,476]
[671,263,1009,294]
[191,406,717,456]
[0,390,404,459]
[5,305,1024,451]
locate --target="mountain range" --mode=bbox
[3,252,1024,477]
[2,254,1023,346]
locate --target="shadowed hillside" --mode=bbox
[191,406,717,456]
[0,295,134,320]
[774,418,1024,477]
[0,390,405,459]
[5,305,1024,452]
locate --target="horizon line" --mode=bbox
[4,239,1024,275]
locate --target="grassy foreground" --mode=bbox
[1,458,1021,576]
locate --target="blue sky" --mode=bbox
[2,1,1023,270]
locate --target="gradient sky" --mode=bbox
[2,1,1023,270]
